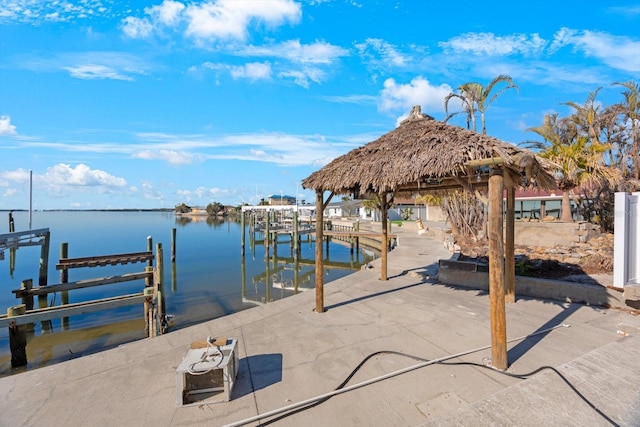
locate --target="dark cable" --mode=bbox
[257,351,619,427]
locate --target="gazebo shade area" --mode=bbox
[302,106,557,371]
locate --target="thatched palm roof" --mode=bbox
[303,107,556,196]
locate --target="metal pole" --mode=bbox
[29,170,33,230]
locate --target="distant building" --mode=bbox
[326,200,362,218]
[268,194,297,205]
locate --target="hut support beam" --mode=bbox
[380,191,389,281]
[315,190,325,313]
[489,173,507,370]
[313,190,333,313]
[504,174,516,304]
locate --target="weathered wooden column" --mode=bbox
[60,243,70,330]
[489,172,507,370]
[155,243,165,327]
[314,190,325,313]
[171,228,177,261]
[293,209,299,258]
[380,191,388,281]
[265,212,270,259]
[38,232,52,332]
[38,231,50,287]
[504,175,516,304]
[8,304,27,367]
[241,210,246,256]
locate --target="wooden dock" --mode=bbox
[2,236,166,368]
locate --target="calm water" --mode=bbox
[0,211,375,375]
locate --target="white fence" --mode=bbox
[614,192,640,291]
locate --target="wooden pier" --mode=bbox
[1,229,166,368]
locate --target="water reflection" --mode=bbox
[0,212,377,377]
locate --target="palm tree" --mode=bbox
[444,75,519,134]
[612,80,640,179]
[563,88,603,144]
[527,112,619,222]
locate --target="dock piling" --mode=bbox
[8,304,27,367]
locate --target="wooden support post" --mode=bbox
[171,258,177,293]
[380,191,389,281]
[38,235,52,332]
[155,243,165,332]
[8,212,14,232]
[241,212,246,256]
[20,279,35,333]
[315,190,325,313]
[147,236,153,268]
[171,228,176,262]
[504,177,516,304]
[60,242,70,330]
[8,304,27,367]
[143,287,154,337]
[38,230,50,287]
[265,214,270,259]
[489,173,507,370]
[20,279,34,311]
[293,210,299,257]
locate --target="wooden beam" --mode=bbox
[0,293,147,328]
[489,173,508,370]
[380,191,389,281]
[465,157,505,168]
[56,251,154,269]
[315,190,325,313]
[12,271,152,296]
[504,173,516,304]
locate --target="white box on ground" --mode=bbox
[176,337,239,406]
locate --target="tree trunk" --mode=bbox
[561,191,574,222]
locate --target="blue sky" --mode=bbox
[0,0,639,210]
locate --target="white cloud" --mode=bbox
[121,16,154,39]
[44,164,127,187]
[0,115,17,136]
[0,0,113,24]
[379,76,453,116]
[439,32,547,56]
[147,0,185,26]
[240,40,349,64]
[278,67,326,88]
[0,168,30,182]
[140,181,164,200]
[355,38,409,67]
[132,149,202,166]
[551,28,640,72]
[184,0,301,41]
[229,62,272,80]
[122,0,301,43]
[194,186,226,198]
[63,64,134,80]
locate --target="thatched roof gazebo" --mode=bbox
[302,106,556,370]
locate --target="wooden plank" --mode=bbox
[56,251,153,269]
[0,293,147,328]
[324,231,397,238]
[12,271,152,297]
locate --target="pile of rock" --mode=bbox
[513,233,613,274]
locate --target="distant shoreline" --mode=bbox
[0,208,175,212]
